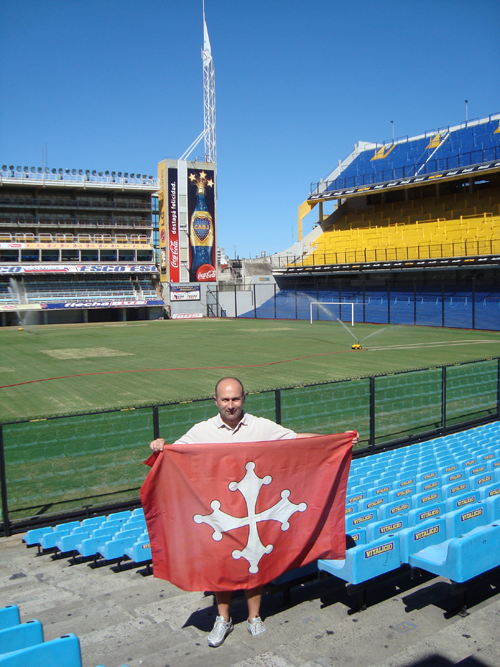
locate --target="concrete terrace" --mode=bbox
[1,533,499,667]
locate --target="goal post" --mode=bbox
[309,302,355,326]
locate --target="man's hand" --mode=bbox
[150,438,167,452]
[346,430,359,446]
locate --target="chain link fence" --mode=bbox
[1,358,499,534]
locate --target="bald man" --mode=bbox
[150,376,356,647]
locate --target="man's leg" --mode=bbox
[215,591,232,621]
[208,591,234,648]
[245,586,263,620]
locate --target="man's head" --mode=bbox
[214,377,246,427]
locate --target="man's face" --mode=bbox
[214,379,245,427]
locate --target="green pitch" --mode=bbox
[1,318,499,423]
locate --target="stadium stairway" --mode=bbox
[22,423,500,620]
[0,605,129,667]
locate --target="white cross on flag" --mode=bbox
[141,433,354,591]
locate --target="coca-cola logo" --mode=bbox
[160,229,166,243]
[196,264,216,281]
[170,239,179,268]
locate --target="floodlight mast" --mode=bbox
[202,0,216,164]
[179,2,217,164]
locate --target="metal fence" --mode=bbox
[1,357,499,536]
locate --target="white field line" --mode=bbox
[367,339,500,351]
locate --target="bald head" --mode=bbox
[214,377,246,427]
[215,377,245,398]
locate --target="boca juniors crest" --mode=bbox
[141,433,354,591]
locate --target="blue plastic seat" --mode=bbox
[23,528,53,547]
[407,502,446,526]
[392,475,417,490]
[0,633,82,667]
[445,502,489,538]
[39,525,79,551]
[96,536,140,562]
[346,510,378,532]
[409,523,500,583]
[444,490,480,513]
[74,528,119,558]
[55,531,92,554]
[471,473,496,490]
[367,482,393,498]
[479,482,500,501]
[416,470,440,484]
[0,606,20,631]
[318,534,401,585]
[0,620,43,654]
[398,517,447,563]
[357,495,388,512]
[485,494,500,522]
[124,538,152,566]
[388,487,415,503]
[412,489,442,509]
[366,515,408,542]
[377,498,412,520]
[441,479,470,499]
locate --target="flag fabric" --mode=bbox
[140,433,354,592]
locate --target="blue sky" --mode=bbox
[1,0,499,259]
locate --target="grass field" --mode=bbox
[1,318,500,423]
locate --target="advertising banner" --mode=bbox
[0,265,157,274]
[187,168,216,282]
[170,285,201,301]
[168,168,180,283]
[158,161,168,281]
[40,299,165,310]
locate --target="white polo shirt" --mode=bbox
[174,412,296,444]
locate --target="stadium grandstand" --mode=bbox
[245,112,500,330]
[0,166,164,326]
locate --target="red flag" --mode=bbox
[140,433,353,592]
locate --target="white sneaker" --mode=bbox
[207,615,233,648]
[247,616,266,636]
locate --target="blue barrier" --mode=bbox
[0,620,43,654]
[0,633,82,667]
[0,608,20,632]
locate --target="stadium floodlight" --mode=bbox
[309,302,355,326]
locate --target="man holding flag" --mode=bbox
[144,377,357,648]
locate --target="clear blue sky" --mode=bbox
[1,0,499,259]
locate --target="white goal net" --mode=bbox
[309,302,355,326]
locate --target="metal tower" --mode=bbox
[202,2,216,164]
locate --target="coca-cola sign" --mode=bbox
[170,239,179,268]
[196,263,216,282]
[168,168,179,282]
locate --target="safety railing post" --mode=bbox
[153,405,160,440]
[275,390,282,425]
[442,366,447,435]
[0,425,11,537]
[369,376,375,452]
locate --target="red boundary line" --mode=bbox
[0,348,364,390]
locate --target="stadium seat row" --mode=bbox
[23,508,151,572]
[0,605,128,667]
